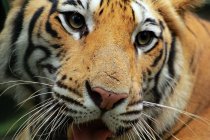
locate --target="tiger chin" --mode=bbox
[1,0,210,139]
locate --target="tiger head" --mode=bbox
[4,0,203,139]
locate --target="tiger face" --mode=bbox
[45,0,175,139]
[2,0,194,139]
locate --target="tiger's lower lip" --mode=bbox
[71,119,113,140]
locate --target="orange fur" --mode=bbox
[1,0,210,139]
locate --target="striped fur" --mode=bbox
[0,0,210,139]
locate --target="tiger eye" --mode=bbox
[68,13,85,29]
[136,31,154,46]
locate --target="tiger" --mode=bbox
[0,0,210,139]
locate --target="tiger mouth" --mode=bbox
[71,119,113,140]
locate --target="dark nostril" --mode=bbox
[91,89,103,108]
[86,81,128,110]
[86,82,102,107]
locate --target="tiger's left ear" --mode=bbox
[172,0,204,11]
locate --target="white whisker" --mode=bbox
[4,99,53,139]
[143,101,210,125]
[30,103,59,140]
[142,113,180,140]
[33,76,54,82]
[12,99,55,140]
[18,91,53,107]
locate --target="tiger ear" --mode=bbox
[172,0,204,11]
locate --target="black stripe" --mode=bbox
[159,20,164,40]
[5,1,38,96]
[168,35,176,78]
[45,1,60,38]
[159,20,165,30]
[56,81,82,97]
[133,0,145,10]
[144,18,158,26]
[37,18,61,49]
[48,0,57,3]
[63,0,77,6]
[151,49,163,67]
[131,8,135,21]
[107,0,110,6]
[37,24,61,49]
[153,43,168,103]
[144,41,159,53]
[100,0,104,7]
[39,36,61,49]
[120,110,141,116]
[77,0,85,9]
[24,7,44,82]
[34,45,58,84]
[122,119,139,124]
[152,82,162,103]
[6,1,28,77]
[99,9,104,16]
[54,92,84,107]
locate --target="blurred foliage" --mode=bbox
[1,0,10,14]
[0,95,28,138]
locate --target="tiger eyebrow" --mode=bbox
[63,0,77,6]
[144,18,159,26]
[62,0,85,9]
[133,0,146,10]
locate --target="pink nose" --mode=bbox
[91,88,128,110]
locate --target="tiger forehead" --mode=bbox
[59,0,132,8]
[58,0,135,16]
[95,0,135,22]
[99,0,131,8]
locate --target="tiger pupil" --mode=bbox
[137,31,152,46]
[69,13,84,29]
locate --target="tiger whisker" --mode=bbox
[176,116,198,137]
[130,125,137,140]
[133,122,148,140]
[41,105,65,139]
[31,109,59,140]
[30,104,59,140]
[37,107,64,140]
[50,106,67,132]
[142,113,180,140]
[139,120,158,140]
[138,121,155,140]
[143,101,210,125]
[126,131,132,140]
[48,111,69,140]
[58,116,70,134]
[12,99,55,140]
[0,82,53,97]
[4,99,53,140]
[14,100,55,137]
[0,80,53,86]
[17,88,51,107]
[140,115,162,140]
[8,44,22,78]
[17,88,46,106]
[132,123,143,140]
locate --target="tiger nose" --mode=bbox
[91,88,128,110]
